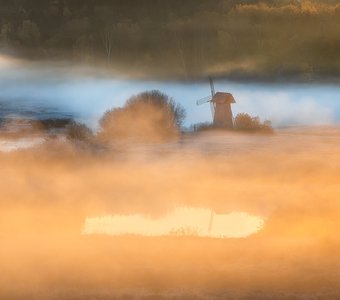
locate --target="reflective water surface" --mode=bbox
[83,207,264,238]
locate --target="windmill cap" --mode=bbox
[212,92,236,104]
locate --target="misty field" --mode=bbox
[1,127,340,299]
[1,0,340,298]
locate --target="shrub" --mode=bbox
[99,90,186,142]
[65,121,93,141]
[234,113,273,133]
[191,122,214,132]
[0,118,44,136]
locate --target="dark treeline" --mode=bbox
[0,0,340,80]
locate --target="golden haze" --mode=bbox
[1,128,340,298]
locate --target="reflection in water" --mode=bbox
[83,207,264,238]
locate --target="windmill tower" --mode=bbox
[196,77,236,128]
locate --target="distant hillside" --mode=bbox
[0,0,340,81]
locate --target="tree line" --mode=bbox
[0,0,339,80]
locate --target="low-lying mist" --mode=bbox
[2,54,340,298]
[1,53,340,131]
[1,124,340,298]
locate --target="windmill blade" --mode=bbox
[196,95,212,106]
[209,76,215,97]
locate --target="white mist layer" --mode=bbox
[83,207,264,238]
[0,137,45,152]
[0,55,340,129]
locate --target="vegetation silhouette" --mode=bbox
[193,113,273,134]
[65,121,93,142]
[0,0,339,80]
[234,113,273,133]
[98,90,186,143]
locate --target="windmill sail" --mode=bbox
[209,77,215,97]
[196,95,212,106]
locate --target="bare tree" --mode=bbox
[172,28,188,76]
[102,26,114,66]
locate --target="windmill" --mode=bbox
[196,77,236,128]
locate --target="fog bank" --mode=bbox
[1,128,340,298]
[1,54,340,130]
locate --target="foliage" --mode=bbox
[0,0,339,79]
[234,113,273,133]
[192,114,273,133]
[99,90,186,142]
[17,20,40,47]
[65,121,93,141]
[0,118,43,136]
[191,122,215,132]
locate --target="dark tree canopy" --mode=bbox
[0,0,339,80]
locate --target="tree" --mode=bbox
[101,25,114,65]
[125,90,186,127]
[99,90,186,142]
[0,23,12,49]
[17,20,41,47]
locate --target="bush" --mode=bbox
[99,90,186,142]
[65,121,93,141]
[0,118,44,136]
[234,113,273,133]
[191,122,214,132]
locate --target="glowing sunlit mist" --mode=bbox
[83,207,264,238]
[0,54,19,69]
[0,137,45,152]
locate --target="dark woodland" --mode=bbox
[0,0,339,80]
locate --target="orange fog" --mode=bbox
[1,128,340,299]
